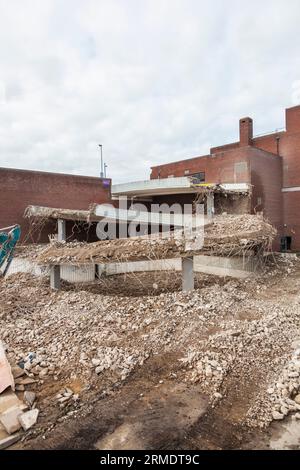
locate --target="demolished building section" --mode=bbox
[1,104,300,450]
[37,215,275,265]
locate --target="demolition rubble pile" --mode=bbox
[1,254,300,437]
[0,341,39,448]
[14,244,46,261]
[37,215,276,265]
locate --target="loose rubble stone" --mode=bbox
[18,409,39,431]
[39,368,48,378]
[0,406,23,434]
[15,377,36,385]
[91,358,101,366]
[11,366,25,379]
[24,391,36,408]
[293,394,300,405]
[272,411,285,421]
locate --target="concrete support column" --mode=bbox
[182,257,194,292]
[57,219,66,242]
[50,265,61,290]
[206,193,215,219]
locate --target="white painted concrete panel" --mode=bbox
[60,265,95,283]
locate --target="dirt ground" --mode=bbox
[1,255,300,450]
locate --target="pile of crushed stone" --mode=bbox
[0,254,300,437]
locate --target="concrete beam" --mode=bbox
[182,257,194,292]
[50,265,61,290]
[57,219,66,242]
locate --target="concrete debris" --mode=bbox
[0,390,24,414]
[18,409,39,431]
[92,346,143,380]
[0,433,21,450]
[1,251,300,447]
[24,391,36,408]
[294,394,300,404]
[0,406,23,434]
[250,346,300,426]
[37,215,276,265]
[0,340,15,393]
[272,411,284,420]
[24,205,99,223]
[15,377,36,385]
[11,365,25,379]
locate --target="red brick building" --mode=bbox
[2,104,300,251]
[0,167,111,242]
[150,105,300,251]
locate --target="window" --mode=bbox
[184,169,190,175]
[190,172,205,183]
[280,236,292,252]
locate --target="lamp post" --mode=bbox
[99,144,104,178]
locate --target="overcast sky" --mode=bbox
[0,0,300,183]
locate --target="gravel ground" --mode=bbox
[1,254,300,448]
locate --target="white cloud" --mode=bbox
[0,0,300,183]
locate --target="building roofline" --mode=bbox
[285,104,300,111]
[150,154,210,170]
[151,138,283,172]
[0,166,111,183]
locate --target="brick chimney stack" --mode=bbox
[239,117,253,146]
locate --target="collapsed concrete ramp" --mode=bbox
[38,215,275,266]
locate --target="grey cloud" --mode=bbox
[0,0,300,183]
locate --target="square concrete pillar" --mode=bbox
[182,257,194,292]
[57,219,66,242]
[206,193,215,219]
[50,265,61,290]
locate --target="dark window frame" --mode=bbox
[190,172,205,183]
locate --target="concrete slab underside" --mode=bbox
[99,255,258,279]
[8,254,259,283]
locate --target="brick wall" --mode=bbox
[151,147,252,184]
[248,148,283,250]
[253,106,300,187]
[0,167,111,243]
[283,191,300,251]
[150,105,300,251]
[151,105,300,187]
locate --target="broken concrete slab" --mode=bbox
[18,409,39,431]
[0,390,23,414]
[0,406,23,434]
[0,432,21,450]
[0,421,7,439]
[0,340,15,393]
[11,365,25,379]
[15,377,36,385]
[38,214,276,265]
